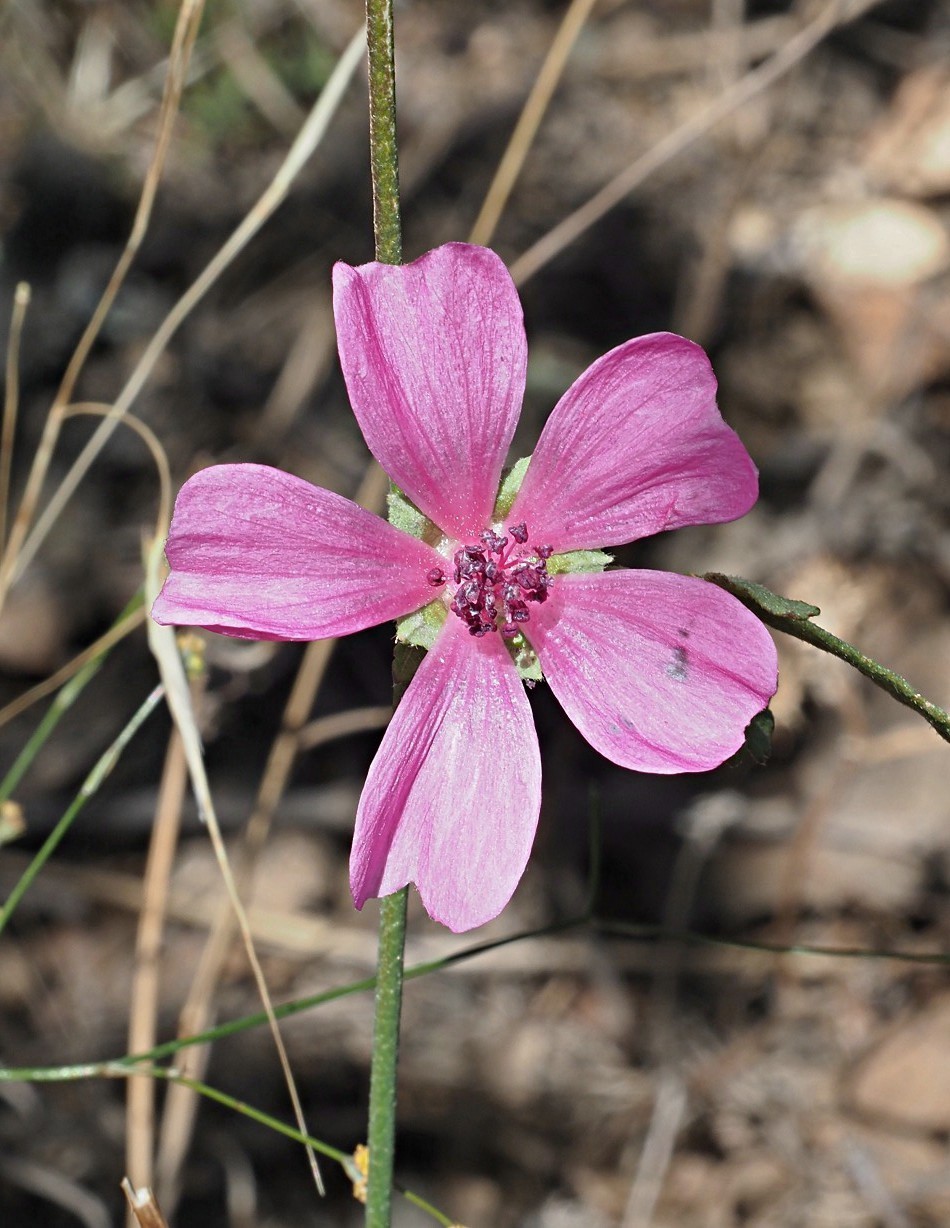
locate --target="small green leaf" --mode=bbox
[493,456,531,520]
[704,573,820,620]
[387,484,441,545]
[395,599,447,651]
[548,549,613,576]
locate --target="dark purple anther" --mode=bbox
[427,567,446,586]
[481,529,507,554]
[445,521,554,639]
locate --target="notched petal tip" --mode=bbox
[511,331,760,552]
[333,244,528,541]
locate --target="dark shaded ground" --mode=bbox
[2,0,950,1225]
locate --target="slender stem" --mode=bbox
[364,2,406,1224]
[366,0,402,267]
[365,888,408,1226]
[704,572,950,745]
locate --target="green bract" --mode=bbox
[389,464,612,683]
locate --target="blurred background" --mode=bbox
[1,0,950,1224]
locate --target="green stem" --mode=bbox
[704,573,950,745]
[364,1,406,1224]
[366,0,402,267]
[365,887,408,1226]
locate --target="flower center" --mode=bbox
[427,522,553,639]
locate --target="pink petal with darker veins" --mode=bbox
[151,463,444,640]
[333,244,527,542]
[510,333,759,552]
[528,570,777,773]
[350,616,542,933]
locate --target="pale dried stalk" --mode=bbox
[153,460,387,1208]
[3,24,366,600]
[125,727,190,1221]
[0,605,147,731]
[0,403,169,732]
[121,1178,171,1228]
[1,283,30,552]
[0,0,205,612]
[469,0,600,247]
[509,0,886,286]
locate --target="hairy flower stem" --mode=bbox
[366,0,402,267]
[365,2,407,1225]
[365,887,408,1227]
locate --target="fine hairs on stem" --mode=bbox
[363,3,410,1225]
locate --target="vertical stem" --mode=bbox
[364,2,406,1226]
[366,0,402,267]
[365,888,408,1227]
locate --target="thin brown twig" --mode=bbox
[509,0,886,287]
[121,1178,171,1228]
[0,0,205,613]
[468,0,600,247]
[5,27,366,599]
[0,400,169,732]
[0,605,147,732]
[153,463,388,1209]
[125,717,193,1223]
[61,405,172,545]
[297,705,392,753]
[1,283,30,553]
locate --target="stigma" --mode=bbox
[427,521,553,638]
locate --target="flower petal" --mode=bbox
[333,244,527,541]
[510,333,758,551]
[350,616,542,932]
[151,463,444,640]
[528,570,777,773]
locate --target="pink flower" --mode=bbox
[152,243,777,933]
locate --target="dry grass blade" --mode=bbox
[121,1179,171,1228]
[0,0,205,613]
[297,704,392,752]
[0,604,147,732]
[0,401,169,732]
[509,0,887,286]
[125,724,191,1216]
[1,283,30,552]
[468,0,600,247]
[6,26,366,598]
[144,541,325,1201]
[215,18,305,134]
[61,404,172,542]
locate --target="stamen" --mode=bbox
[446,523,553,637]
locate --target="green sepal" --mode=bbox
[395,598,447,651]
[393,642,426,706]
[493,456,531,521]
[506,631,543,686]
[720,707,774,770]
[743,707,775,766]
[547,549,613,576]
[387,483,441,546]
